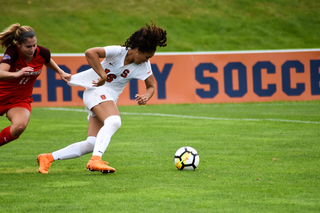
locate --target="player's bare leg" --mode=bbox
[0,107,30,146]
[6,107,30,138]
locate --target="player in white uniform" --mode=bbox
[37,21,167,174]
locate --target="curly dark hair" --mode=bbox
[123,21,167,53]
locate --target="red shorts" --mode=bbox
[0,101,32,116]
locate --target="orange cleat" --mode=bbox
[37,153,54,174]
[86,155,116,174]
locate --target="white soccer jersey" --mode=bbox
[69,45,153,102]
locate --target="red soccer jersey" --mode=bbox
[0,45,50,105]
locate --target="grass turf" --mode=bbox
[0,101,319,212]
[0,0,319,53]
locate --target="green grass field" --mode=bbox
[1,0,320,212]
[1,0,319,53]
[0,101,319,212]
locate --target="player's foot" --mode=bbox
[86,155,116,174]
[37,153,54,174]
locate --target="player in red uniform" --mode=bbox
[0,23,71,147]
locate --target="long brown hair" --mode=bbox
[124,21,167,53]
[0,23,35,48]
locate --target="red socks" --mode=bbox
[0,126,18,147]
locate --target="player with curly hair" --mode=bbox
[37,21,167,174]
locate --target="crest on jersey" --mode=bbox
[2,54,11,60]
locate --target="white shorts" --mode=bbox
[83,87,115,117]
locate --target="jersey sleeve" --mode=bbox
[135,60,153,81]
[0,45,19,66]
[38,46,51,63]
[103,45,122,59]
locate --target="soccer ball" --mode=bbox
[174,146,199,170]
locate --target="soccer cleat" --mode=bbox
[37,153,54,174]
[86,155,116,174]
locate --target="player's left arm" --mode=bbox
[45,59,71,83]
[135,75,155,105]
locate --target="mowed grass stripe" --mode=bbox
[42,106,320,124]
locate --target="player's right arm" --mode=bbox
[0,63,33,80]
[85,47,107,87]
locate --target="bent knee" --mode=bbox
[10,123,28,137]
[104,115,121,129]
[113,116,121,129]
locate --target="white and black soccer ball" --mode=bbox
[174,146,199,170]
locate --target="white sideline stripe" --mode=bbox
[42,107,320,124]
[44,48,320,56]
[2,49,319,57]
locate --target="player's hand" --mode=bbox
[92,76,107,87]
[60,71,71,83]
[135,94,148,105]
[15,66,34,78]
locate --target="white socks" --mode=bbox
[51,115,121,161]
[52,136,96,160]
[92,115,121,157]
